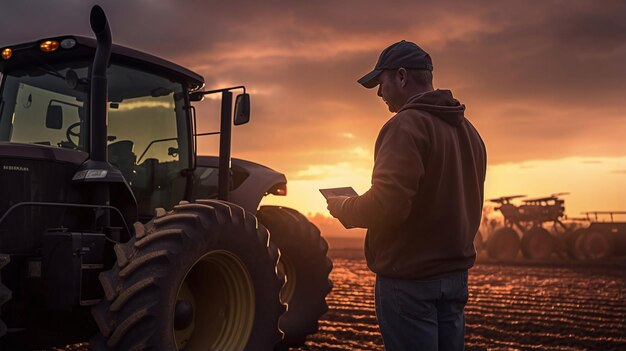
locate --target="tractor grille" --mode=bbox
[0,154,82,253]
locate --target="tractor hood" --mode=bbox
[0,143,87,252]
[194,156,287,214]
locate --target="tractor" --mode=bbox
[0,5,332,350]
[484,193,571,260]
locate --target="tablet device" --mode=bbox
[319,187,358,199]
[319,187,358,229]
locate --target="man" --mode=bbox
[327,40,486,350]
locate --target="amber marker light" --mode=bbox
[40,40,60,52]
[275,188,287,196]
[269,183,288,196]
[1,48,12,60]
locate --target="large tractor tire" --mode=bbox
[581,229,612,259]
[91,200,286,351]
[520,227,554,259]
[257,206,333,350]
[487,227,520,260]
[565,228,587,260]
[0,255,10,338]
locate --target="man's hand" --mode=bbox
[326,196,349,218]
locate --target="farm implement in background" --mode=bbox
[475,193,626,261]
[573,211,626,259]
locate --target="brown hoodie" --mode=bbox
[337,89,486,280]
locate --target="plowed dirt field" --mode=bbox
[295,238,626,351]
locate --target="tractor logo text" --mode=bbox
[2,165,29,172]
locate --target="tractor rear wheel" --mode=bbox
[257,206,333,350]
[521,227,554,259]
[565,228,587,260]
[582,230,612,259]
[0,255,10,338]
[91,200,285,351]
[487,227,520,260]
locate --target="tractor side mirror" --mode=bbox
[188,91,204,102]
[46,104,63,130]
[234,93,250,126]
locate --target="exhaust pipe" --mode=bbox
[71,5,138,232]
[89,5,112,162]
[81,5,114,226]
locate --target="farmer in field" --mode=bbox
[327,40,487,350]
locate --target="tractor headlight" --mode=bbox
[60,38,77,49]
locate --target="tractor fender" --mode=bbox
[196,156,286,214]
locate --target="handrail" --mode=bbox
[0,201,131,239]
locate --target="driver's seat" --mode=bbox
[108,140,136,181]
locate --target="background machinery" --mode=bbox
[483,193,566,260]
[573,211,626,260]
[0,6,332,350]
[477,193,626,261]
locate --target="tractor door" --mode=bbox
[106,64,191,218]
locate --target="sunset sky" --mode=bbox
[2,0,625,220]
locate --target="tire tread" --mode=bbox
[257,206,333,349]
[91,201,284,350]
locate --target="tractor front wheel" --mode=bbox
[91,200,285,351]
[257,206,333,350]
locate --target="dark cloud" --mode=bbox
[437,4,626,104]
[2,0,625,173]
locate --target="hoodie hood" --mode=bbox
[398,89,465,126]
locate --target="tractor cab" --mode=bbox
[0,36,239,218]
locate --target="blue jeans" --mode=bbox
[375,271,469,351]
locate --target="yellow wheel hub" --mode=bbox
[174,250,255,351]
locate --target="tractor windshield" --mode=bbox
[0,62,188,159]
[0,60,191,214]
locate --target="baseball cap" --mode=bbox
[358,40,433,89]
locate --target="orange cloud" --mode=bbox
[2,0,625,217]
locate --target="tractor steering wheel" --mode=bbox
[66,121,82,148]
